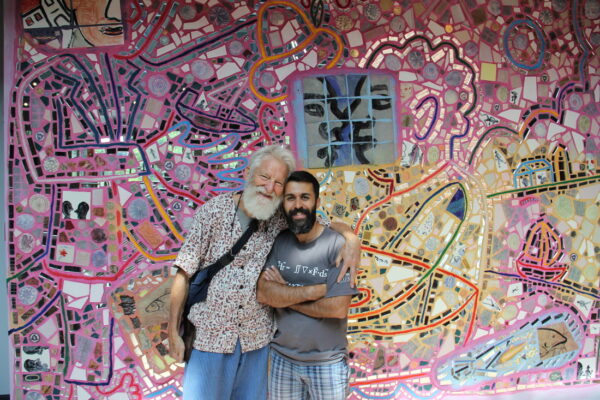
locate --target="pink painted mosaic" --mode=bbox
[6,0,600,399]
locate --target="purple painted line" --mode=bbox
[557,82,576,114]
[414,96,439,141]
[8,290,62,334]
[449,115,471,158]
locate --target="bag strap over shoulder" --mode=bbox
[186,218,259,306]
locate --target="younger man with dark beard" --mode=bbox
[257,171,359,400]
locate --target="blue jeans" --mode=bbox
[268,350,349,400]
[183,340,269,400]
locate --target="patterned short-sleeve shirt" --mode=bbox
[175,193,287,353]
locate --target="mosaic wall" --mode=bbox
[6,0,600,399]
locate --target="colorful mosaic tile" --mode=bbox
[5,0,600,399]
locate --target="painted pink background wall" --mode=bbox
[4,0,600,399]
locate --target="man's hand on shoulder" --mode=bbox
[332,226,361,287]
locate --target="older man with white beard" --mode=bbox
[168,145,360,400]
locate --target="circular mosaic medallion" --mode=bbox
[29,194,50,213]
[92,250,107,268]
[354,177,370,196]
[208,6,231,26]
[578,115,591,133]
[568,93,583,110]
[383,217,397,231]
[364,4,381,21]
[25,392,44,400]
[540,9,554,24]
[179,4,196,20]
[335,15,353,32]
[147,75,170,97]
[174,164,191,181]
[464,41,478,57]
[16,214,36,231]
[43,157,59,173]
[384,54,402,71]
[127,198,149,221]
[422,62,439,80]
[191,60,215,80]
[91,228,107,243]
[35,131,46,142]
[229,40,245,56]
[445,71,463,86]
[18,233,35,253]
[260,71,276,88]
[407,50,424,69]
[444,89,458,104]
[390,16,405,33]
[172,201,182,211]
[496,86,509,102]
[18,285,38,306]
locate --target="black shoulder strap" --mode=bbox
[186,218,259,305]
[217,218,259,267]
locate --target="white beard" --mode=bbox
[241,184,281,220]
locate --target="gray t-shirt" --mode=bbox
[264,227,359,364]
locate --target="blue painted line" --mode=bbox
[144,385,183,398]
[8,290,62,334]
[351,383,440,400]
[503,19,546,70]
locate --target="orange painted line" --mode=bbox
[360,291,477,336]
[355,162,449,234]
[350,372,428,387]
[350,287,372,308]
[143,176,185,242]
[115,1,175,60]
[249,0,343,103]
[519,109,559,136]
[465,292,478,342]
[352,247,478,319]
[122,227,177,262]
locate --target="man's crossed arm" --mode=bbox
[256,266,352,319]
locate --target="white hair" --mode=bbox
[246,144,296,182]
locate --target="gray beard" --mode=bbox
[241,185,281,220]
